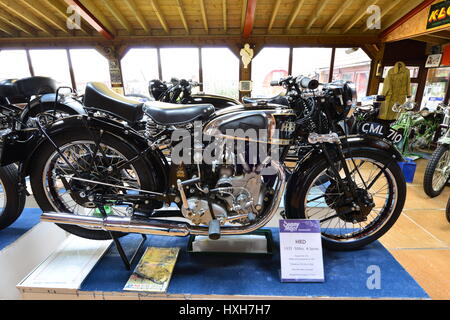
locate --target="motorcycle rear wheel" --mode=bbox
[294,149,406,251]
[423,144,450,198]
[30,130,158,240]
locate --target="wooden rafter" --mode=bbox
[412,35,450,45]
[150,0,169,34]
[306,0,328,30]
[362,0,400,32]
[241,0,248,33]
[223,0,227,32]
[0,10,35,36]
[242,0,257,38]
[0,0,54,36]
[285,0,306,31]
[267,0,281,33]
[65,0,115,40]
[45,0,90,35]
[199,0,209,33]
[0,20,17,37]
[323,0,354,32]
[17,0,69,34]
[175,0,189,34]
[101,0,134,35]
[124,0,150,33]
[342,0,379,33]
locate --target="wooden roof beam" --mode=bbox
[124,0,151,33]
[0,20,18,37]
[323,0,354,32]
[412,35,450,45]
[199,0,209,34]
[101,0,134,35]
[306,0,328,30]
[0,0,55,36]
[45,0,91,35]
[64,0,115,40]
[150,0,169,34]
[0,10,35,36]
[342,0,379,33]
[175,0,189,34]
[267,0,281,33]
[362,0,401,32]
[285,0,306,31]
[17,0,70,34]
[242,0,257,38]
[223,0,227,32]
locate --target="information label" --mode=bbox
[279,220,324,283]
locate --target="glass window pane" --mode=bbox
[421,67,450,110]
[69,49,110,94]
[121,48,159,96]
[251,47,289,97]
[333,48,372,101]
[292,48,332,83]
[0,50,30,80]
[160,48,199,83]
[201,48,239,99]
[29,49,72,87]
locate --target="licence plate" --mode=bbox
[359,122,403,144]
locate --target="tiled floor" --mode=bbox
[23,159,450,299]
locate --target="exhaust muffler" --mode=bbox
[41,212,191,237]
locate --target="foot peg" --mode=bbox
[208,219,221,240]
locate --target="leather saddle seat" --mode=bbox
[84,82,215,125]
[0,76,57,99]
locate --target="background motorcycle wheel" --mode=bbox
[294,149,406,251]
[0,165,26,230]
[30,130,158,240]
[446,197,450,223]
[423,145,450,198]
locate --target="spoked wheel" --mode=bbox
[30,130,157,240]
[0,165,26,230]
[296,150,406,251]
[424,145,450,198]
[446,197,450,223]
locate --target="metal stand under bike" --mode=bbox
[97,205,147,270]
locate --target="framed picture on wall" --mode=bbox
[425,54,442,68]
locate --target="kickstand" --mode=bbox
[96,204,147,270]
[108,231,147,270]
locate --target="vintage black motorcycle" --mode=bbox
[0,75,406,251]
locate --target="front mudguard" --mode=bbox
[14,115,169,192]
[284,135,403,219]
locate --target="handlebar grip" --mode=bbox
[299,77,319,90]
[270,80,280,86]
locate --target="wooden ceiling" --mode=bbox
[0,0,426,45]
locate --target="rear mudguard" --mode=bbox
[22,94,86,121]
[284,135,403,219]
[16,115,169,192]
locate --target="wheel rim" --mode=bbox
[432,149,450,192]
[42,140,141,221]
[304,157,398,243]
[0,178,7,217]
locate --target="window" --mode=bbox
[333,48,371,101]
[0,50,30,80]
[201,48,239,99]
[121,48,159,95]
[69,49,110,94]
[251,47,289,97]
[29,49,72,87]
[160,48,199,83]
[292,48,332,83]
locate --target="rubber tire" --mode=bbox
[293,149,406,251]
[0,164,27,230]
[446,197,450,223]
[30,129,157,240]
[423,145,450,198]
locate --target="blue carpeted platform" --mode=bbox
[0,208,42,251]
[80,229,429,299]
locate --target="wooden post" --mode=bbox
[96,45,125,94]
[366,43,385,96]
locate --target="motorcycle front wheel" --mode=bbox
[30,130,158,240]
[0,164,26,230]
[294,149,406,251]
[423,144,450,198]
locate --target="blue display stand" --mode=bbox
[0,208,42,251]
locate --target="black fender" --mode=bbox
[284,135,403,218]
[22,94,86,121]
[21,115,169,192]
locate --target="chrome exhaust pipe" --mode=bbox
[41,212,190,237]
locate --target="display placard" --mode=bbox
[279,220,324,283]
[427,1,450,30]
